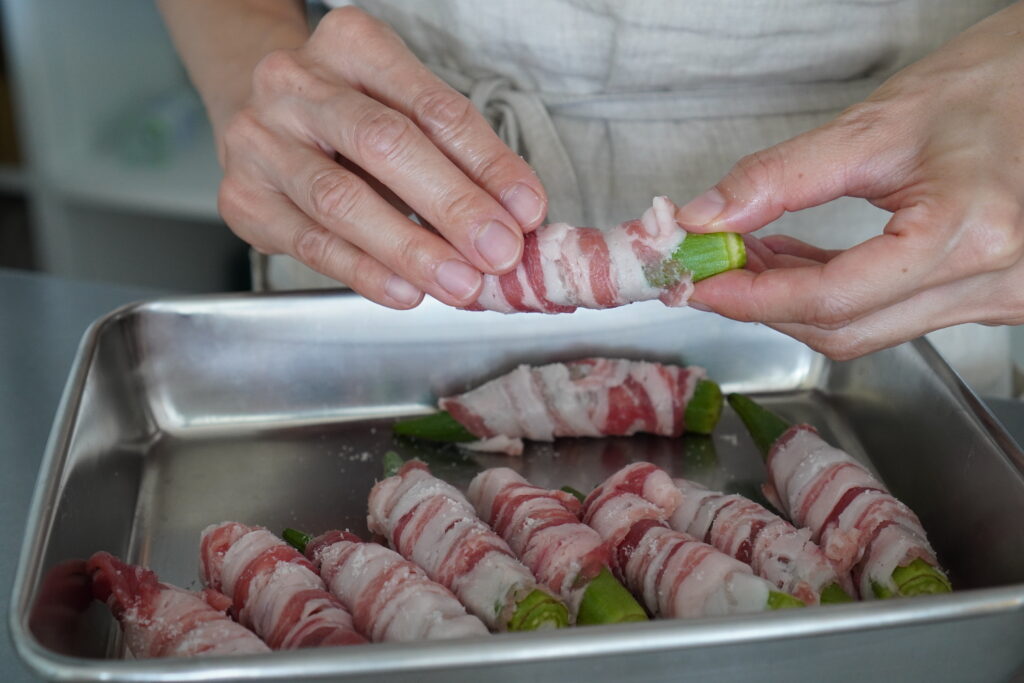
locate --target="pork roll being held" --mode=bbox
[464,195,745,314]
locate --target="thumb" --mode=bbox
[675,115,886,234]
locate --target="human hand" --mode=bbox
[216,6,547,308]
[674,3,1024,359]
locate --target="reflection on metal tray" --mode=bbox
[10,292,1024,682]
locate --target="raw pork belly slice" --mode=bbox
[440,358,705,455]
[670,478,851,604]
[199,522,367,649]
[468,467,609,617]
[582,463,779,617]
[764,425,943,599]
[304,530,489,641]
[465,196,693,313]
[87,551,269,658]
[367,460,551,630]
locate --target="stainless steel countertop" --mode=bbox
[2,266,1023,682]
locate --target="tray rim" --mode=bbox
[11,293,1024,681]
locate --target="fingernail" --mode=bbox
[689,301,713,312]
[475,220,521,271]
[437,259,482,300]
[384,274,422,306]
[676,188,726,226]
[502,183,545,228]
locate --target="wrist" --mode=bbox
[157,0,310,166]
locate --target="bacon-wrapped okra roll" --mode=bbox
[287,529,489,641]
[669,478,853,604]
[464,196,745,314]
[467,467,646,624]
[728,394,952,600]
[199,522,367,649]
[394,358,723,454]
[367,458,569,631]
[87,551,270,658]
[582,463,803,618]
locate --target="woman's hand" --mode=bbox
[161,3,546,308]
[676,2,1024,359]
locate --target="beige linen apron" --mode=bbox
[266,0,1014,394]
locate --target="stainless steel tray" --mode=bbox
[11,292,1024,682]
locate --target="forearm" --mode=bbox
[156,0,309,161]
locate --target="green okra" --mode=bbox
[872,558,953,599]
[560,485,587,503]
[767,591,806,610]
[684,380,724,435]
[645,232,747,286]
[726,392,790,459]
[392,411,477,443]
[819,582,855,604]
[283,528,312,553]
[575,567,648,626]
[506,589,570,631]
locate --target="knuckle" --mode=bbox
[435,186,480,224]
[251,49,306,96]
[412,86,475,135]
[353,108,417,165]
[348,250,380,286]
[967,201,1024,271]
[216,178,248,222]
[315,7,399,63]
[318,5,381,38]
[805,288,860,329]
[308,169,362,223]
[808,305,855,330]
[832,101,889,142]
[811,332,864,362]
[388,232,426,273]
[292,225,334,272]
[471,151,521,189]
[730,147,784,196]
[221,109,267,154]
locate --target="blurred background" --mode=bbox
[0,0,249,293]
[0,0,1022,369]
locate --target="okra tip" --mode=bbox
[560,485,587,503]
[507,589,570,631]
[727,393,791,458]
[767,591,805,610]
[282,528,312,553]
[674,231,747,283]
[819,582,855,604]
[392,411,477,443]
[685,379,723,435]
[575,567,648,626]
[383,450,406,478]
[891,558,952,598]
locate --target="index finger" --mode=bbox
[692,229,937,328]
